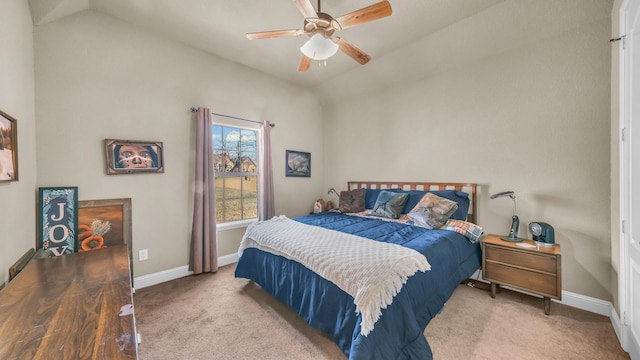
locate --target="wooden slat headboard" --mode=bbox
[347,181,478,224]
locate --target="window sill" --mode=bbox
[216,218,257,231]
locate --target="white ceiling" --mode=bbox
[29,0,507,89]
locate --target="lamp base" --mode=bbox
[500,235,524,242]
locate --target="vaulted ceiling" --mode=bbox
[28,0,506,90]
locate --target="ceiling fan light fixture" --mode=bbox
[300,33,338,60]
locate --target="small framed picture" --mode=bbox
[104,139,164,175]
[0,110,18,182]
[78,198,132,252]
[286,150,311,177]
[37,187,79,256]
[78,198,133,278]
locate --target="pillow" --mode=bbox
[364,188,401,209]
[365,189,469,219]
[392,190,470,217]
[407,208,437,228]
[364,188,470,219]
[369,191,409,219]
[441,220,484,243]
[407,193,458,228]
[400,190,429,214]
[432,190,470,221]
[338,188,366,213]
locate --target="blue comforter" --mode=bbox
[235,212,481,359]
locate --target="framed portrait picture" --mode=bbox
[0,110,18,182]
[285,150,311,177]
[104,139,164,175]
[78,198,133,276]
[37,187,79,256]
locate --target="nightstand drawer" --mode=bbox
[484,261,559,298]
[485,246,556,274]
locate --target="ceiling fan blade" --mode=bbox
[335,37,371,65]
[293,0,317,20]
[246,29,303,40]
[334,0,392,30]
[297,55,312,72]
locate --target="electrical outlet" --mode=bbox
[138,249,149,261]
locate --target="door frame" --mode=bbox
[620,0,640,358]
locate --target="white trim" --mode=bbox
[471,269,618,317]
[557,290,612,317]
[619,1,640,358]
[137,266,618,318]
[218,252,239,267]
[134,265,192,290]
[134,263,628,353]
[611,306,624,344]
[133,253,239,290]
[216,219,257,231]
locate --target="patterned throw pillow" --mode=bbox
[369,191,409,219]
[407,193,459,229]
[339,188,366,213]
[441,220,484,243]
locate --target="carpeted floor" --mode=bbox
[133,264,629,359]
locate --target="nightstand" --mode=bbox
[482,234,562,315]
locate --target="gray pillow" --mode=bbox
[369,191,408,219]
[408,193,459,228]
[339,188,366,213]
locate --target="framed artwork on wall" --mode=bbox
[37,187,79,256]
[78,198,133,276]
[0,110,18,182]
[104,139,164,175]
[285,150,311,177]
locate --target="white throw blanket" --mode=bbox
[238,215,431,336]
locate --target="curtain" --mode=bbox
[260,120,275,220]
[189,107,218,274]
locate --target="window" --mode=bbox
[212,124,259,224]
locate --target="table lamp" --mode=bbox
[490,190,523,242]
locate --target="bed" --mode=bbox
[234,181,482,360]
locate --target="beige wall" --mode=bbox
[319,0,613,301]
[0,0,37,286]
[32,10,324,277]
[1,0,621,304]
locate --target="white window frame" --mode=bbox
[212,121,262,229]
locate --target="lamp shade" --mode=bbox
[300,34,339,60]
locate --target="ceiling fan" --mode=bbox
[246,0,392,72]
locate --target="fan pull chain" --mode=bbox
[314,60,327,68]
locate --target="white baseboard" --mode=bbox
[610,306,623,344]
[556,289,611,317]
[133,253,238,290]
[218,253,239,267]
[469,269,624,348]
[133,265,192,290]
[469,269,613,316]
[133,265,627,355]
[134,265,621,334]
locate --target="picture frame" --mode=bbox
[285,150,311,177]
[37,187,79,256]
[78,198,133,277]
[0,110,18,182]
[104,139,164,175]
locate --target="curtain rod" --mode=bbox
[190,107,275,128]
